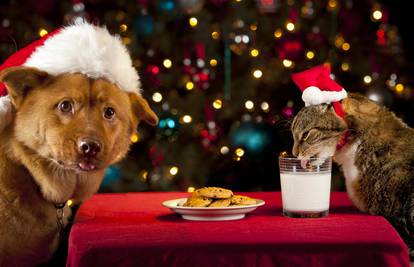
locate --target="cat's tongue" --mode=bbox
[300,159,309,169]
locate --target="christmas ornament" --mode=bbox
[0,22,142,132]
[101,165,121,187]
[134,14,155,38]
[158,116,180,137]
[230,122,272,155]
[291,64,347,118]
[158,0,176,12]
[177,0,205,14]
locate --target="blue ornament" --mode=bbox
[230,122,272,155]
[101,165,121,187]
[158,0,175,12]
[133,15,154,38]
[157,117,180,137]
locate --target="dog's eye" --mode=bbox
[58,100,73,113]
[104,107,116,120]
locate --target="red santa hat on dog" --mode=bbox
[0,21,141,132]
[291,64,347,117]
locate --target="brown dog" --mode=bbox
[0,66,158,266]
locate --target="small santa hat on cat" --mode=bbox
[0,21,141,133]
[291,64,347,117]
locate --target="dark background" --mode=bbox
[0,0,413,193]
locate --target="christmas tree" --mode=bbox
[0,0,411,193]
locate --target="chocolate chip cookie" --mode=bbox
[195,187,233,199]
[231,195,257,205]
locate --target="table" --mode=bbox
[66,192,410,267]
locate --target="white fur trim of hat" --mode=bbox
[0,21,141,132]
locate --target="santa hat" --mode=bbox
[0,21,141,132]
[291,64,347,117]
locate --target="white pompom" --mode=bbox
[0,95,12,133]
[302,86,347,106]
[302,86,324,106]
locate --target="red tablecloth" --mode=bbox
[66,192,410,267]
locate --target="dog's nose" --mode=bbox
[78,139,101,157]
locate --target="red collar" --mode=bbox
[336,130,351,150]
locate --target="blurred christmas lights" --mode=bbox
[120,24,127,32]
[169,166,179,175]
[130,133,139,143]
[182,115,192,123]
[38,28,48,37]
[342,42,350,51]
[372,10,382,21]
[220,146,230,155]
[163,59,172,68]
[285,21,295,32]
[306,51,315,60]
[209,59,218,67]
[261,102,269,112]
[395,83,404,93]
[189,17,198,27]
[152,92,163,102]
[327,0,337,9]
[213,99,223,109]
[187,187,195,192]
[363,75,372,84]
[245,100,254,110]
[282,59,293,68]
[274,28,283,39]
[250,48,259,57]
[235,148,245,157]
[341,63,350,71]
[253,69,263,78]
[186,81,194,90]
[211,31,220,39]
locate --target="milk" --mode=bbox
[280,172,331,212]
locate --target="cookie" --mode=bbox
[231,195,257,206]
[183,196,213,207]
[195,187,233,199]
[208,198,231,207]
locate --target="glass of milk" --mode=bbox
[279,157,332,218]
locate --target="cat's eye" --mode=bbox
[104,107,116,120]
[58,100,73,113]
[301,131,310,140]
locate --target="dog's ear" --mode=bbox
[0,66,49,108]
[128,92,159,126]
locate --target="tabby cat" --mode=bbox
[291,93,414,257]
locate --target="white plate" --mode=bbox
[162,198,265,221]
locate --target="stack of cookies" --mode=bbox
[183,187,257,207]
